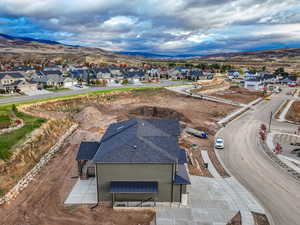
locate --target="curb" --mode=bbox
[263,133,300,181]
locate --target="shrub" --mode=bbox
[12,104,17,113]
[260,124,267,132]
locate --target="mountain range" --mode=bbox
[0,33,300,68]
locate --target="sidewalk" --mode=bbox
[166,85,245,107]
[217,98,262,126]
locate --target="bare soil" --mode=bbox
[286,100,300,123]
[0,88,237,225]
[179,136,213,177]
[252,212,271,225]
[209,86,263,104]
[227,211,241,225]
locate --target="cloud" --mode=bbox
[0,0,300,54]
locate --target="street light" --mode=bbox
[268,111,273,132]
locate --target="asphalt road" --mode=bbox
[218,89,300,225]
[0,80,185,105]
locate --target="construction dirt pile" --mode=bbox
[286,100,300,123]
[74,106,104,129]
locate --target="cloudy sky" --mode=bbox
[0,0,300,55]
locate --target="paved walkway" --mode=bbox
[201,150,221,178]
[64,178,97,204]
[278,100,294,122]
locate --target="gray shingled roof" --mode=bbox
[174,164,191,184]
[76,142,99,160]
[0,72,24,79]
[92,118,181,163]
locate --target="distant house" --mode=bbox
[227,69,239,79]
[244,77,264,90]
[63,77,78,87]
[108,66,123,77]
[33,74,65,87]
[279,75,298,85]
[94,68,112,79]
[69,69,93,81]
[260,73,277,83]
[124,71,145,84]
[0,72,37,93]
[186,70,204,81]
[76,118,190,206]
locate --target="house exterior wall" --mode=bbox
[96,163,180,202]
[244,81,263,90]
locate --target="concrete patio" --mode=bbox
[64,178,97,204]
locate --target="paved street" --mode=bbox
[0,80,186,105]
[218,89,300,225]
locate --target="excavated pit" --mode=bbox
[128,105,191,123]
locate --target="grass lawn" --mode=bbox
[46,87,71,92]
[0,105,46,160]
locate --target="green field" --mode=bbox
[0,105,46,160]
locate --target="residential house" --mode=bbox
[244,77,264,90]
[280,75,297,85]
[75,118,190,206]
[186,70,204,81]
[227,69,239,79]
[94,68,112,79]
[33,74,64,88]
[124,71,145,84]
[0,72,37,93]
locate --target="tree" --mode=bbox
[275,67,284,75]
[259,130,266,141]
[87,73,91,85]
[260,124,267,132]
[12,104,17,113]
[168,63,176,68]
[122,79,129,85]
[274,143,282,154]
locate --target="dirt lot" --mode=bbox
[286,100,300,123]
[0,88,237,225]
[209,86,263,104]
[227,211,241,225]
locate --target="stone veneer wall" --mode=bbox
[0,123,78,205]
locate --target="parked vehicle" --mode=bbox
[288,82,296,87]
[215,138,224,149]
[75,84,83,88]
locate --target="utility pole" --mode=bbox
[268,111,273,132]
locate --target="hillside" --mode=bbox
[191,48,300,73]
[198,48,300,61]
[0,33,142,65]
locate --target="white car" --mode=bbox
[215,138,224,149]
